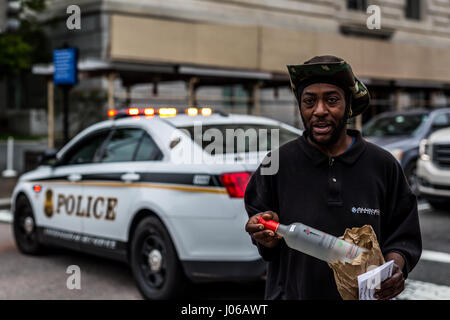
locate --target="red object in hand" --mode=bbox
[257,216,280,232]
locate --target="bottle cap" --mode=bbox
[257,216,279,232]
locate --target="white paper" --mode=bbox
[358,260,394,300]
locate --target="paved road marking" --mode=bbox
[0,198,11,207]
[417,202,431,212]
[421,249,450,264]
[0,210,12,224]
[397,279,450,300]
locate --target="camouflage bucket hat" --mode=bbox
[287,56,370,118]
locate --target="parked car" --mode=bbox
[11,107,302,300]
[417,127,450,211]
[362,108,450,195]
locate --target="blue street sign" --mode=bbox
[53,48,78,86]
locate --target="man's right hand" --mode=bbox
[245,211,282,248]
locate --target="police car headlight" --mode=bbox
[388,148,403,162]
[419,139,431,161]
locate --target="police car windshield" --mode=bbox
[362,113,428,137]
[178,124,299,154]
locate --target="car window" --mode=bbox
[362,114,428,137]
[429,113,450,135]
[135,133,163,161]
[177,124,300,154]
[432,113,450,126]
[100,128,143,163]
[62,129,111,165]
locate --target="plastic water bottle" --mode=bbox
[258,216,367,264]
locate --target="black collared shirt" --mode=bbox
[244,129,422,300]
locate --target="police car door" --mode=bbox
[80,126,154,252]
[38,128,111,246]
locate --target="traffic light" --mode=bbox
[0,0,21,33]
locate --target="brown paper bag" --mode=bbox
[328,225,385,300]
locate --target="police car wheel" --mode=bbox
[13,195,43,254]
[130,216,186,300]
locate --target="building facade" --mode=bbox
[6,0,450,137]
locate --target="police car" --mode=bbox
[11,107,302,299]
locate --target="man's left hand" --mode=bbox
[374,252,406,300]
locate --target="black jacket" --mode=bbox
[244,129,422,300]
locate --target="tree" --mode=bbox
[0,0,48,77]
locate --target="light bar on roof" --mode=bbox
[186,107,198,116]
[201,107,212,116]
[144,108,155,116]
[158,107,177,117]
[128,108,140,116]
[107,109,117,117]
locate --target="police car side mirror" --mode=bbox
[38,149,59,167]
[170,137,181,149]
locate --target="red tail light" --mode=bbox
[220,172,252,198]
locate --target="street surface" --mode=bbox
[0,202,448,300]
[0,218,264,300]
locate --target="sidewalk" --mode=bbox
[0,177,18,200]
[0,178,16,223]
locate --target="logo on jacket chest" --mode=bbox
[351,206,380,216]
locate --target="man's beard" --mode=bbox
[301,111,348,147]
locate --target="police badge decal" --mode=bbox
[44,189,54,218]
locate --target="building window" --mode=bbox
[405,0,421,20]
[347,0,368,11]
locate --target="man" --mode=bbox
[244,55,422,300]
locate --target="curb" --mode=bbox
[0,209,12,224]
[0,198,12,224]
[0,198,11,207]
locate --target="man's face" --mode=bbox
[300,83,347,146]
